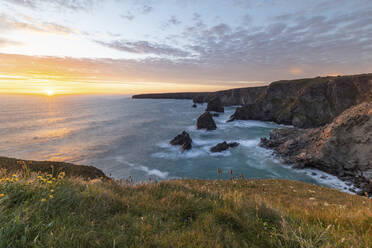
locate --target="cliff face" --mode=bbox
[132,86,267,106]
[260,102,372,196]
[230,74,372,128]
[132,92,210,100]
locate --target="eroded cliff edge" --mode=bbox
[229,74,372,128]
[260,102,372,196]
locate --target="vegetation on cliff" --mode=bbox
[0,163,371,248]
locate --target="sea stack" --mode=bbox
[197,112,217,130]
[206,96,224,113]
[170,131,192,151]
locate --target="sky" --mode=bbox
[0,0,371,95]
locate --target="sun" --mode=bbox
[45,89,55,96]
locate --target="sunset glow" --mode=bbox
[45,89,54,96]
[0,0,371,95]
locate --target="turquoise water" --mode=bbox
[0,94,350,191]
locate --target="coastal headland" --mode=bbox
[133,73,372,196]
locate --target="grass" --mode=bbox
[0,168,371,248]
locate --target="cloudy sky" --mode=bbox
[0,0,371,94]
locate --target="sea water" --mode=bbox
[0,94,353,192]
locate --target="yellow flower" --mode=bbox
[12,174,17,178]
[49,195,54,199]
[47,180,53,184]
[41,198,47,203]
[37,176,43,179]
[0,193,5,197]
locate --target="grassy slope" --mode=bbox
[0,169,371,248]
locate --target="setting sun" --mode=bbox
[45,90,54,96]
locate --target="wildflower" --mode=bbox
[0,193,5,197]
[49,195,54,199]
[37,176,43,179]
[41,198,47,203]
[12,174,17,177]
[309,197,316,200]
[47,180,52,184]
[50,189,54,193]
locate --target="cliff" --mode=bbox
[230,74,372,128]
[132,86,267,106]
[260,102,372,196]
[132,92,210,101]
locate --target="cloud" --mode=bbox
[0,38,21,47]
[120,11,135,21]
[95,39,191,57]
[3,0,97,11]
[289,67,304,76]
[165,16,181,26]
[178,6,372,78]
[0,14,76,35]
[140,5,153,14]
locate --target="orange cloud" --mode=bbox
[0,53,262,95]
[0,14,76,35]
[289,67,304,76]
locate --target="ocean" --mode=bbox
[0,94,352,191]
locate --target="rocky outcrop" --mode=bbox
[230,74,372,128]
[170,131,192,150]
[132,86,267,106]
[210,142,239,153]
[206,96,224,113]
[260,102,372,196]
[0,157,107,180]
[197,112,217,130]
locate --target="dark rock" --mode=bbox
[0,157,107,180]
[210,141,240,153]
[230,73,372,128]
[197,112,217,130]
[228,142,240,148]
[212,113,220,117]
[311,172,317,176]
[210,142,229,153]
[193,95,207,104]
[259,102,372,196]
[170,131,192,150]
[192,104,197,108]
[360,181,372,197]
[206,96,224,113]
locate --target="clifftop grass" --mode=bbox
[0,168,371,248]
